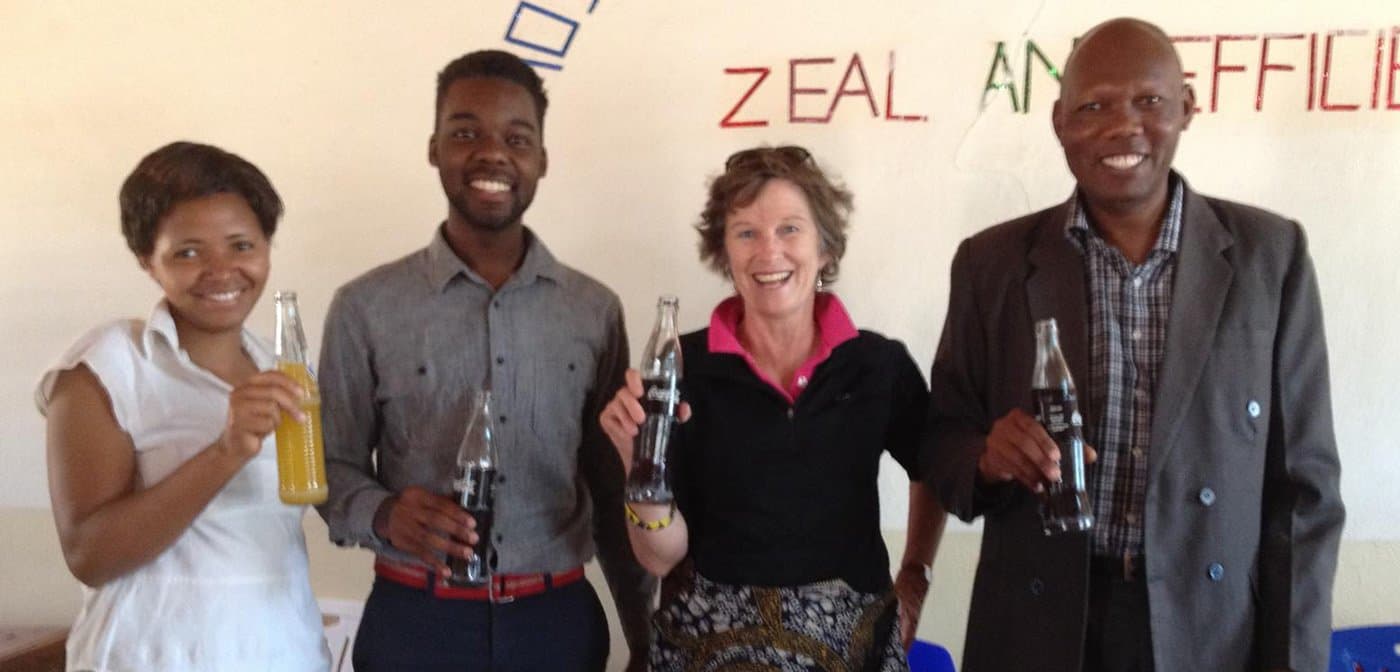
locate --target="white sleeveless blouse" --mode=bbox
[35,302,330,672]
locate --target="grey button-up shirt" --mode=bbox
[316,226,654,652]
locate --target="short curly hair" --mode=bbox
[436,50,548,131]
[696,146,853,285]
[119,142,281,257]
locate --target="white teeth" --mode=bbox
[1102,154,1145,170]
[470,179,511,193]
[753,271,793,284]
[206,290,241,303]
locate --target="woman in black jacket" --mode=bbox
[600,145,947,671]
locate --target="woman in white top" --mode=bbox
[36,142,331,671]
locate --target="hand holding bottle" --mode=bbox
[979,410,1099,488]
[978,408,1063,492]
[374,486,478,577]
[600,368,692,471]
[218,371,305,461]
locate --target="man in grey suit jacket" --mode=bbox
[923,18,1344,672]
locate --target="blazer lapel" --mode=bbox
[1024,203,1094,424]
[1147,185,1234,483]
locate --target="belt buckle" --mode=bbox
[489,576,515,604]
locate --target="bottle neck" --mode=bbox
[461,391,498,465]
[1032,321,1074,392]
[274,295,308,363]
[655,303,678,335]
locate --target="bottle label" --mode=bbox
[1032,388,1089,489]
[454,465,497,510]
[641,378,680,416]
[1035,394,1082,436]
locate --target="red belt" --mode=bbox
[375,560,585,602]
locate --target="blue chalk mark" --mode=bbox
[522,57,564,72]
[504,2,580,58]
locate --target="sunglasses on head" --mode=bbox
[724,145,814,170]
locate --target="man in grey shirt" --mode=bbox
[317,50,655,671]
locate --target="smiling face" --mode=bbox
[429,77,547,234]
[1053,20,1195,221]
[141,192,270,338]
[724,178,829,323]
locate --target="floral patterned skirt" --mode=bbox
[650,570,907,672]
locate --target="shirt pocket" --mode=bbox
[376,365,440,455]
[529,341,596,449]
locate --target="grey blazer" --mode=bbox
[923,179,1344,672]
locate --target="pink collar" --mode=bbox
[706,292,859,404]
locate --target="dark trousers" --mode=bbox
[1082,559,1155,672]
[352,575,610,672]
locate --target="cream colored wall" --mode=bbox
[3,1,1399,668]
[1,509,1396,670]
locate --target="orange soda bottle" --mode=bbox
[273,291,328,505]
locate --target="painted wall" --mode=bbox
[1,1,1397,668]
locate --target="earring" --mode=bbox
[816,276,825,293]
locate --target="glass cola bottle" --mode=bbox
[1031,318,1094,535]
[448,390,498,587]
[626,296,682,504]
[272,291,328,505]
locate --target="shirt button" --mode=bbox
[498,415,507,424]
[1131,329,1142,340]
[1199,487,1216,506]
[796,375,808,388]
[1247,400,1261,418]
[1125,512,1139,525]
[493,300,501,309]
[1029,578,1044,596]
[786,408,795,420]
[1134,389,1148,400]
[495,356,505,365]
[1208,563,1225,582]
[1131,447,1144,459]
[1133,277,1143,288]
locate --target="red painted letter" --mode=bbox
[720,67,771,128]
[1211,34,1257,113]
[1388,27,1400,109]
[789,58,835,123]
[825,53,879,121]
[885,50,927,121]
[1320,30,1365,111]
[1171,35,1212,113]
[1256,34,1304,112]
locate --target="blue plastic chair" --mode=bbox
[1331,625,1400,672]
[908,639,956,672]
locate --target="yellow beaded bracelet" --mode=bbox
[624,501,676,531]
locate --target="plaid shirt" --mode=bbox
[1065,178,1184,560]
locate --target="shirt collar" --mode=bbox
[140,299,274,370]
[425,225,563,292]
[706,292,859,402]
[1064,171,1185,256]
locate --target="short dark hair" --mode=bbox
[119,142,282,257]
[697,146,853,285]
[435,50,549,129]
